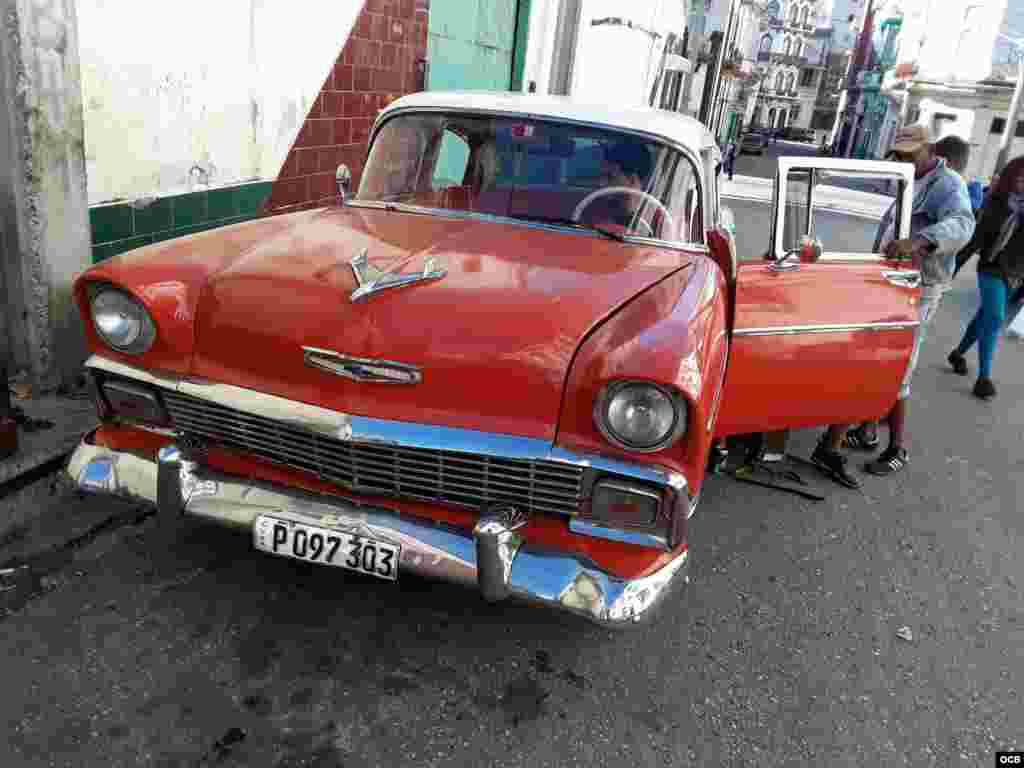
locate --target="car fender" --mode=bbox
[73,211,320,375]
[555,255,729,497]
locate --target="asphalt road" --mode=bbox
[732,136,822,180]
[2,142,1022,767]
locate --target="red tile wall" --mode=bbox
[264,0,430,213]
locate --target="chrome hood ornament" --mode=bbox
[349,248,446,302]
[302,347,422,385]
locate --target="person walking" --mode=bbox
[810,124,975,487]
[723,140,737,180]
[947,156,1024,399]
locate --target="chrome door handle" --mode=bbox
[883,270,920,288]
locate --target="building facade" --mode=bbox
[743,0,828,131]
[866,0,1021,179]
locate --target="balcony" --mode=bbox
[759,52,808,67]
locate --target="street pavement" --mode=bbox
[1,140,1022,768]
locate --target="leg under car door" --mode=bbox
[714,157,921,438]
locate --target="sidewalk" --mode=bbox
[1,392,98,546]
[722,174,890,220]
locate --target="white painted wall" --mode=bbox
[906,91,1024,183]
[2,0,92,389]
[895,0,1006,83]
[520,0,688,107]
[78,0,364,205]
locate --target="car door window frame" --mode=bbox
[771,157,915,263]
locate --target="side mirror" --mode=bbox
[797,235,823,263]
[336,164,352,205]
[770,235,821,272]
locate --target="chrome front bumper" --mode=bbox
[66,437,689,628]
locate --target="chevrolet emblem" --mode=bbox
[302,347,422,385]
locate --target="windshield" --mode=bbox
[355,112,702,242]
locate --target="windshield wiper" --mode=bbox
[513,216,627,242]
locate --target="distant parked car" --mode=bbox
[783,127,815,143]
[740,133,766,155]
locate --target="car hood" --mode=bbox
[191,206,692,439]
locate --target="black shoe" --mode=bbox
[973,377,996,400]
[864,446,909,476]
[843,425,879,451]
[948,350,968,376]
[810,440,861,489]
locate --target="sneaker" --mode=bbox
[810,440,861,489]
[973,377,996,400]
[864,446,909,476]
[948,350,968,376]
[843,425,879,451]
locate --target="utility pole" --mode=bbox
[698,30,725,126]
[710,0,740,138]
[839,0,875,156]
[994,34,1024,177]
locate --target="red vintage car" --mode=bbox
[67,92,920,627]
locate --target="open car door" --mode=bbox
[714,158,920,437]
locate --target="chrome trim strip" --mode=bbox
[67,438,690,627]
[706,329,729,433]
[85,356,691,500]
[687,489,701,519]
[569,519,669,550]
[347,200,708,254]
[302,346,423,385]
[732,320,920,337]
[882,269,921,288]
[85,357,181,390]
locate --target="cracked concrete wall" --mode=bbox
[1,0,91,392]
[77,0,364,205]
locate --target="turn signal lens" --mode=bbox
[589,480,661,527]
[100,380,169,426]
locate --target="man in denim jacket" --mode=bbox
[811,125,975,487]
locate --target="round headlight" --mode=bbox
[595,381,686,452]
[90,288,156,354]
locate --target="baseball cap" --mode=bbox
[891,124,932,154]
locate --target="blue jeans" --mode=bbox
[957,271,1008,378]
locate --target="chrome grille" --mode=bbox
[161,391,584,515]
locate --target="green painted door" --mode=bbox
[427,0,520,91]
[726,113,739,143]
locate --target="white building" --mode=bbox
[743,0,830,131]
[518,0,692,108]
[894,0,1007,83]
[886,78,1021,181]
[517,0,750,139]
[878,0,1019,181]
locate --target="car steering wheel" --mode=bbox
[571,186,676,238]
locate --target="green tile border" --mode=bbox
[91,203,134,243]
[132,197,173,236]
[90,180,274,263]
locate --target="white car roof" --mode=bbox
[377,91,718,154]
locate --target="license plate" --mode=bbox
[253,515,400,581]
